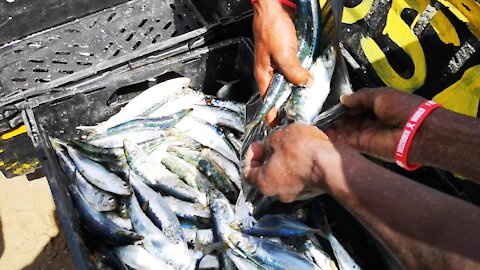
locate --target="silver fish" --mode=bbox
[129,192,197,269]
[304,240,338,270]
[74,171,118,212]
[163,196,211,225]
[67,146,131,196]
[124,139,207,205]
[228,232,320,270]
[114,245,175,270]
[148,88,205,118]
[129,171,186,246]
[175,117,239,164]
[162,152,213,191]
[190,105,245,133]
[78,77,190,134]
[68,185,142,245]
[87,128,166,148]
[103,211,133,231]
[285,46,336,124]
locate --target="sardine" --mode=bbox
[285,46,336,124]
[86,108,191,140]
[67,146,131,196]
[124,139,207,205]
[129,192,197,268]
[228,232,319,270]
[304,240,338,270]
[148,88,205,117]
[68,185,142,245]
[198,158,239,202]
[162,152,213,191]
[87,129,166,148]
[129,171,186,246]
[190,105,245,133]
[78,77,190,134]
[163,196,211,225]
[175,117,239,164]
[104,211,133,230]
[74,171,118,212]
[199,254,220,269]
[241,214,321,237]
[114,245,175,270]
[203,96,246,117]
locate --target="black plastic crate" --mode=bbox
[25,38,256,269]
[0,0,252,178]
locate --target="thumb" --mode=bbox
[340,88,381,112]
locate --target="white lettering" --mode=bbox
[397,130,411,154]
[411,108,426,122]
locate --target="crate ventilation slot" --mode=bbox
[0,0,205,98]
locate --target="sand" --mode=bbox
[0,174,74,270]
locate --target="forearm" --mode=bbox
[410,107,480,182]
[320,146,480,269]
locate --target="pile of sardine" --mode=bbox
[50,76,360,269]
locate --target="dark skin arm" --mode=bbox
[328,88,480,182]
[243,124,480,269]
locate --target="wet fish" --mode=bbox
[86,109,191,140]
[114,245,175,270]
[148,88,205,117]
[74,171,118,212]
[190,105,245,133]
[198,158,238,202]
[129,192,197,269]
[304,240,338,270]
[202,148,242,189]
[87,129,166,148]
[241,214,321,238]
[162,152,214,191]
[104,211,133,231]
[175,117,240,164]
[70,139,125,163]
[124,139,207,205]
[69,185,142,245]
[78,77,190,134]
[163,196,211,225]
[199,254,220,269]
[228,232,319,270]
[66,146,131,196]
[129,171,186,246]
[285,46,336,124]
[203,96,246,116]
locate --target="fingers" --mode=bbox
[254,45,274,97]
[243,142,266,177]
[272,49,314,87]
[340,88,382,112]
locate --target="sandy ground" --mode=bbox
[0,174,74,270]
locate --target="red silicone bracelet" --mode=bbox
[395,100,442,171]
[251,0,297,9]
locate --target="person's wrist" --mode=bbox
[406,107,445,167]
[313,143,353,192]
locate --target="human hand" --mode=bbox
[326,88,426,162]
[243,123,338,202]
[253,0,313,125]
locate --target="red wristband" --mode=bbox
[251,0,297,9]
[395,100,442,171]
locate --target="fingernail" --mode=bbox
[339,94,349,104]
